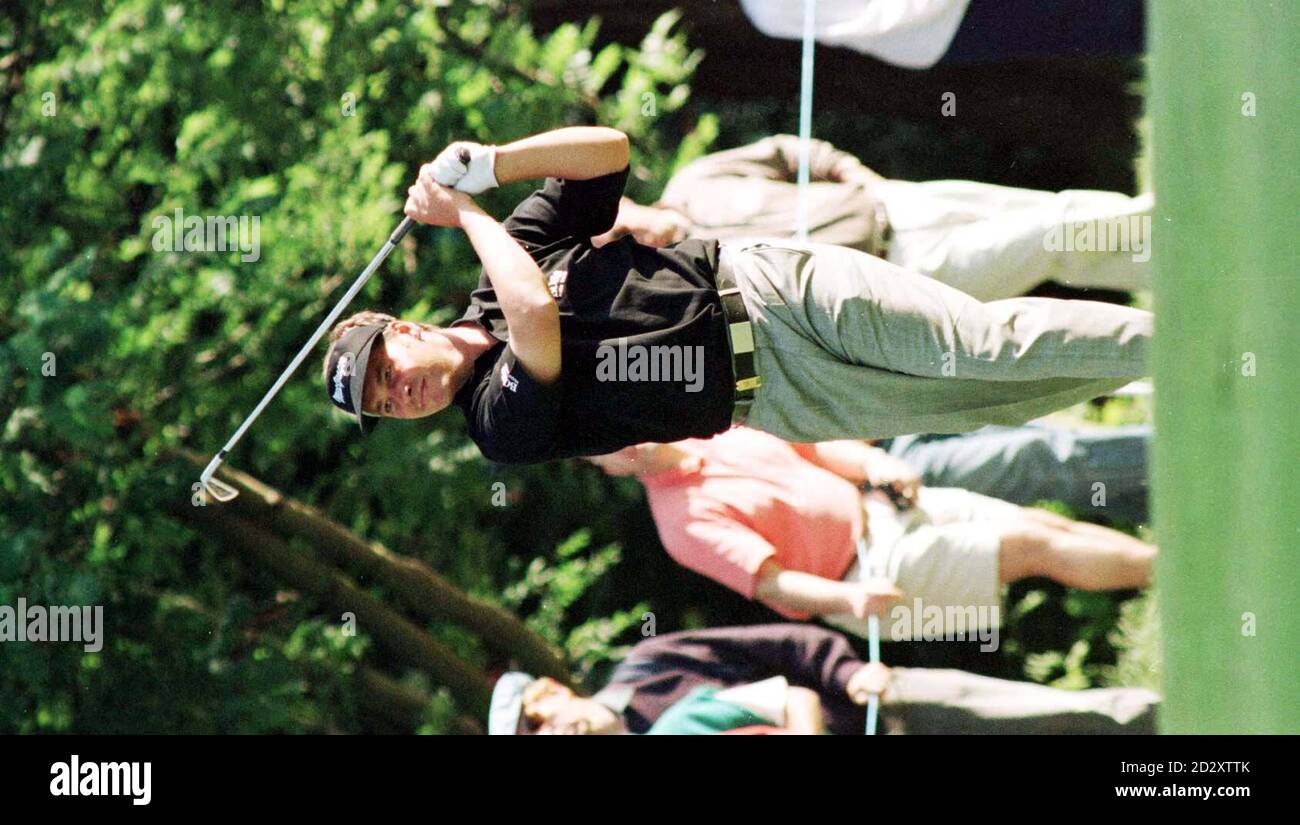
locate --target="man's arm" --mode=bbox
[793,440,921,506]
[591,197,691,248]
[403,182,560,384]
[427,127,630,246]
[765,135,882,185]
[622,624,872,715]
[754,559,901,620]
[665,135,872,188]
[459,207,560,384]
[493,126,630,184]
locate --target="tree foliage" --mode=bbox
[1,0,714,733]
[1,0,1149,733]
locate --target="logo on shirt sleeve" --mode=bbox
[547,269,568,299]
[500,361,519,392]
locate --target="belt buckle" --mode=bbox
[728,320,755,355]
[717,252,761,418]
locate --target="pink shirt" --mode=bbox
[639,427,863,618]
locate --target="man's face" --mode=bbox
[521,678,624,735]
[361,321,458,419]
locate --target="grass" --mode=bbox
[1104,591,1162,692]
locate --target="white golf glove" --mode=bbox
[429,141,498,194]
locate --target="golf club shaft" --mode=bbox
[866,615,881,735]
[201,217,415,482]
[854,536,883,735]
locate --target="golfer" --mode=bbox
[321,126,1151,464]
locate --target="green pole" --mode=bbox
[1150,0,1300,733]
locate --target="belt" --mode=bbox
[715,245,761,426]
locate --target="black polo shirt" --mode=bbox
[451,167,736,464]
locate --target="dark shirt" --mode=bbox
[452,167,736,464]
[602,624,867,735]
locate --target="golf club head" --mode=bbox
[199,454,240,503]
[202,477,240,503]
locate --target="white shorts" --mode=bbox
[825,487,1021,642]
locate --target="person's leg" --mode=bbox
[730,241,1151,441]
[998,507,1155,590]
[916,487,1153,588]
[881,180,1153,300]
[1019,505,1156,554]
[743,241,1150,381]
[881,667,1159,734]
[886,424,1152,524]
[834,492,1005,642]
[912,486,1022,526]
[1044,190,1154,293]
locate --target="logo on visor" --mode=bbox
[332,353,355,405]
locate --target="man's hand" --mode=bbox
[592,199,690,248]
[845,577,904,621]
[846,662,892,705]
[429,142,498,194]
[755,561,903,622]
[864,451,921,508]
[404,173,479,228]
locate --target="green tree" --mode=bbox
[1,0,712,733]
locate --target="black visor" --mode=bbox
[324,323,385,433]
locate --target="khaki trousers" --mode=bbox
[882,667,1160,734]
[727,241,1151,441]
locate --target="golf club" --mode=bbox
[198,148,475,502]
[197,215,416,503]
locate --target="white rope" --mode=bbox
[856,536,882,735]
[792,0,886,735]
[795,0,816,242]
[867,616,881,735]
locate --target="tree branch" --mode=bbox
[178,451,570,683]
[172,501,494,718]
[355,667,482,735]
